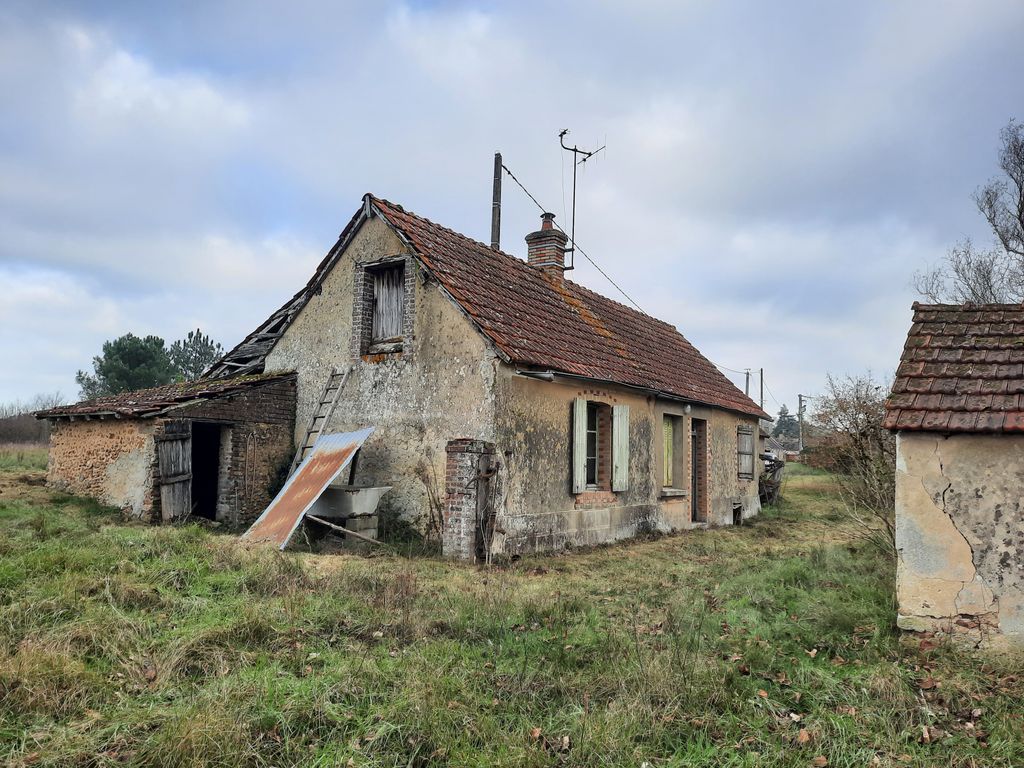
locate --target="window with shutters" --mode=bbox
[737,425,755,479]
[572,398,629,495]
[662,414,685,488]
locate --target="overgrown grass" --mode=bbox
[0,443,48,471]
[782,461,828,477]
[0,466,1021,766]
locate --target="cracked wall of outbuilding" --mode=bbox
[895,432,1024,640]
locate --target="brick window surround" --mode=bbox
[351,256,416,360]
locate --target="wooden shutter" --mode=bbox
[612,404,629,492]
[663,416,674,487]
[572,397,587,494]
[157,420,192,522]
[371,265,404,342]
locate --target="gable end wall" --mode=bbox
[896,431,1024,643]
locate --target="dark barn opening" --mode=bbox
[191,422,222,520]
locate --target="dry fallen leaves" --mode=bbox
[811,756,828,767]
[797,729,811,745]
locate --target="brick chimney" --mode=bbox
[525,212,568,278]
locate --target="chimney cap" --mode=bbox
[540,212,556,230]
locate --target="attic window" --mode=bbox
[369,263,404,350]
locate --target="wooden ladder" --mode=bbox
[288,366,351,476]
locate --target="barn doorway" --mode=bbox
[191,422,222,520]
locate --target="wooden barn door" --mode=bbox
[157,420,192,522]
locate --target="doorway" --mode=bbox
[690,419,707,523]
[191,422,222,520]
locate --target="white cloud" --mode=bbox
[2,0,1024,413]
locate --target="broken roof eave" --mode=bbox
[36,372,297,421]
[513,368,767,420]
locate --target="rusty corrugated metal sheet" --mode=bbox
[241,428,374,550]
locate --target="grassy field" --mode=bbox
[0,449,1021,767]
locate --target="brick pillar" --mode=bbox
[444,438,495,560]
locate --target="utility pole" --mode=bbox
[490,152,502,250]
[744,369,751,397]
[759,368,764,411]
[797,394,806,452]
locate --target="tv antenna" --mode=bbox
[559,129,605,271]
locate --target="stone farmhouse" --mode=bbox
[885,302,1024,643]
[41,194,768,559]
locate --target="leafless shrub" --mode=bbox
[414,454,445,544]
[807,373,896,555]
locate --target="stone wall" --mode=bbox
[896,431,1024,643]
[47,419,157,517]
[46,376,296,526]
[490,370,761,556]
[264,217,498,530]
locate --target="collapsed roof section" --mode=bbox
[36,372,296,420]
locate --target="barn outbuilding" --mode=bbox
[37,373,296,524]
[885,303,1024,643]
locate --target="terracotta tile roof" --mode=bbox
[884,302,1024,433]
[372,197,766,418]
[36,372,295,419]
[209,194,766,418]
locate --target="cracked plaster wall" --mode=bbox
[895,432,1024,639]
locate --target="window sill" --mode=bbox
[660,487,689,499]
[367,341,403,354]
[738,474,755,481]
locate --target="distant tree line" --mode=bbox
[0,392,65,444]
[76,329,224,400]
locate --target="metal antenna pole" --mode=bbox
[558,129,605,273]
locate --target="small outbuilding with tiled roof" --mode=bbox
[885,303,1024,642]
[37,373,296,523]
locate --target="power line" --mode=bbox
[502,159,766,385]
[501,162,648,315]
[762,378,783,409]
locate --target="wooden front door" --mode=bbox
[690,419,707,523]
[157,420,192,521]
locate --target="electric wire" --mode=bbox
[502,159,763,385]
[762,378,783,409]
[501,163,648,315]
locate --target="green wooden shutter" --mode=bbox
[612,404,630,492]
[572,398,587,494]
[663,416,673,487]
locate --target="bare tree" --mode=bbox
[915,120,1024,303]
[806,373,896,555]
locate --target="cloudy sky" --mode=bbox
[2,1,1023,416]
